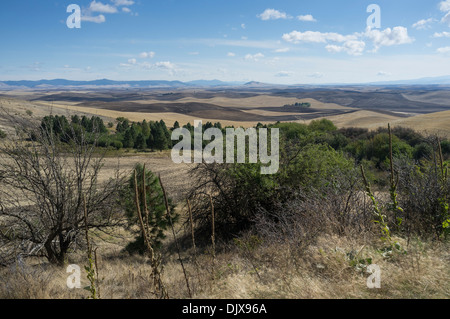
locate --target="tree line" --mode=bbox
[39,115,226,152]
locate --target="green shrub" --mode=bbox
[188,140,354,238]
[280,143,354,189]
[414,142,434,160]
[272,122,310,141]
[441,140,450,157]
[308,119,337,133]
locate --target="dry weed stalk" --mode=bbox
[158,174,192,298]
[187,199,196,253]
[187,198,202,290]
[208,194,218,283]
[360,165,391,243]
[210,194,216,263]
[388,124,403,227]
[83,195,100,299]
[133,169,169,299]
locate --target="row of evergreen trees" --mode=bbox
[39,115,226,151]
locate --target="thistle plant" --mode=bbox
[83,195,100,299]
[134,167,169,299]
[360,165,391,243]
[437,138,449,237]
[388,124,404,228]
[158,174,192,298]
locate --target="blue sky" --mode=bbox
[1,0,450,84]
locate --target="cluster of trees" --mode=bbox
[39,115,228,152]
[269,119,450,169]
[39,114,108,144]
[0,129,6,139]
[39,114,450,168]
[115,118,224,151]
[283,102,311,109]
[115,118,172,150]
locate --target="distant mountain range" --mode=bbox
[367,75,450,85]
[0,79,245,89]
[1,75,450,90]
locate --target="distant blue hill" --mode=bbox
[2,75,450,89]
[0,79,190,88]
[0,79,245,89]
[368,75,450,85]
[186,79,244,86]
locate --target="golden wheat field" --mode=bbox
[2,94,450,138]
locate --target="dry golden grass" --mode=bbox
[132,96,353,110]
[1,231,448,299]
[393,110,450,139]
[2,95,449,138]
[301,109,450,139]
[309,110,403,130]
[99,153,194,202]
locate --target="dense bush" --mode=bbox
[187,119,450,244]
[187,122,357,238]
[396,158,450,239]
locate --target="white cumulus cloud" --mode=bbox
[326,41,365,56]
[363,26,414,52]
[440,0,450,12]
[283,30,363,56]
[297,14,316,22]
[282,25,413,56]
[82,0,135,24]
[258,9,289,21]
[89,1,117,13]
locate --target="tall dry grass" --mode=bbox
[0,227,448,299]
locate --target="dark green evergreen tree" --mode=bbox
[135,132,147,150]
[153,124,169,150]
[121,164,178,254]
[123,128,134,148]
